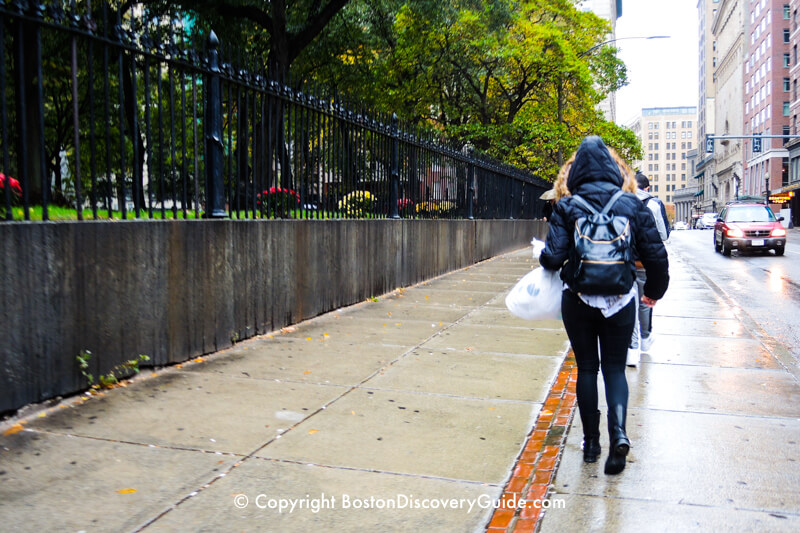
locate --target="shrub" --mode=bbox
[397,198,414,217]
[338,190,375,217]
[415,201,439,218]
[0,173,21,218]
[257,187,300,217]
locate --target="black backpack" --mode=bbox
[568,190,634,295]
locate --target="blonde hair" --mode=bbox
[552,145,636,200]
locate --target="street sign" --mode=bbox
[753,135,762,153]
[705,135,714,153]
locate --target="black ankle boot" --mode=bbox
[581,410,601,463]
[604,405,630,475]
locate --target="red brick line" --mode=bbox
[486,352,577,532]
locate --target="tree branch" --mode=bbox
[289,0,350,62]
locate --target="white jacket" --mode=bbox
[636,189,668,241]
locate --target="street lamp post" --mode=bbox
[557,35,670,166]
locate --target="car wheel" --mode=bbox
[722,239,732,256]
[714,234,722,252]
[775,247,785,256]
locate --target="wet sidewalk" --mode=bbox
[536,246,800,532]
[2,244,800,532]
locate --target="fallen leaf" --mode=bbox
[116,488,137,494]
[323,333,330,337]
[3,423,25,436]
[308,429,319,434]
[425,296,430,299]
[37,413,46,418]
[395,322,402,326]
[151,373,158,377]
[303,370,312,375]
[306,337,312,341]
[193,357,205,363]
[176,364,183,369]
[351,410,356,415]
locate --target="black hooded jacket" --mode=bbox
[539,136,669,300]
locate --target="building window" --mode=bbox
[784,102,791,116]
[654,185,659,192]
[785,4,791,19]
[785,53,791,67]
[785,77,791,91]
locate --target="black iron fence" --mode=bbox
[0,1,548,222]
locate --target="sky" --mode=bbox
[613,0,699,125]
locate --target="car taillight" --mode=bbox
[726,227,745,238]
[772,227,787,237]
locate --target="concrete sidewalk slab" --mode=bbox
[423,324,567,356]
[257,387,537,483]
[25,372,348,455]
[367,349,562,402]
[555,410,800,512]
[146,459,500,532]
[0,431,235,532]
[628,364,800,417]
[187,339,404,386]
[644,335,780,368]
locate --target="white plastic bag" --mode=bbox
[531,237,545,260]
[505,266,562,321]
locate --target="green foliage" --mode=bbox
[76,350,150,390]
[298,0,641,181]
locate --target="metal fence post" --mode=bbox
[467,148,475,220]
[509,178,515,220]
[204,30,226,218]
[389,113,400,219]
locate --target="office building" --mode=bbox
[628,107,699,205]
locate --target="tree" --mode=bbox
[300,0,642,180]
[143,0,351,84]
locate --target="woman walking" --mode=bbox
[538,136,669,474]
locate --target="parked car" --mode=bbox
[674,221,689,230]
[696,212,718,229]
[713,202,787,256]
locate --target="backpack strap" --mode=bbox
[600,189,626,215]
[571,194,598,215]
[572,190,626,216]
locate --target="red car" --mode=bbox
[713,202,787,256]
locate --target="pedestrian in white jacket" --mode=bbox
[628,172,669,366]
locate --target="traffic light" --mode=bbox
[705,135,714,154]
[753,135,762,153]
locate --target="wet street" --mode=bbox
[667,228,800,365]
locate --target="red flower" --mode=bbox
[0,173,21,196]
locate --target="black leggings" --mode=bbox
[561,289,636,421]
